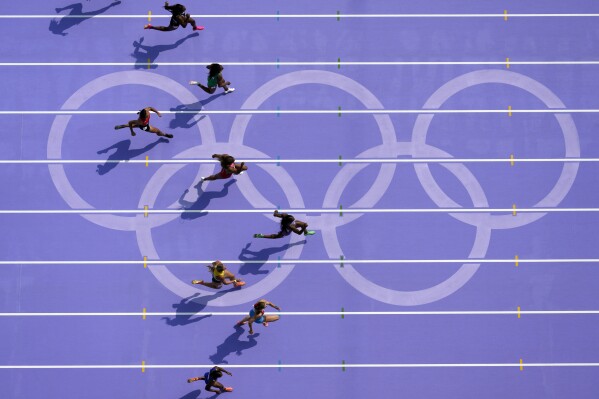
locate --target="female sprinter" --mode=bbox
[187,366,233,393]
[190,63,235,94]
[254,210,315,239]
[144,2,204,31]
[114,107,173,138]
[192,260,245,289]
[198,153,247,185]
[236,299,281,335]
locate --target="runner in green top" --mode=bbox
[190,63,235,95]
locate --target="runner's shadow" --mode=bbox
[96,138,168,175]
[209,326,260,364]
[178,180,236,220]
[131,33,199,69]
[178,389,202,399]
[50,1,122,36]
[237,241,306,275]
[169,93,223,129]
[169,101,205,130]
[162,290,235,327]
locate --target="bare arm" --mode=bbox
[216,366,232,376]
[128,121,137,136]
[148,107,162,117]
[233,162,245,175]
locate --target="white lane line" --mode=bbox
[1,310,598,317]
[0,208,597,214]
[0,158,593,165]
[0,109,598,115]
[3,13,599,18]
[0,362,598,369]
[0,259,597,265]
[2,61,599,67]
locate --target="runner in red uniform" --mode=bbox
[197,154,247,185]
[114,107,173,138]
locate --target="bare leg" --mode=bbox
[144,23,177,31]
[236,315,251,326]
[194,82,216,94]
[149,125,173,139]
[114,120,137,130]
[293,221,308,235]
[224,270,245,287]
[263,314,280,326]
[192,280,222,289]
[254,232,284,239]
[202,173,228,181]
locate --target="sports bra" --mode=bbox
[139,114,150,126]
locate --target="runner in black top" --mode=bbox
[187,366,233,393]
[144,2,204,31]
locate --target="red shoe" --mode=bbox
[223,387,233,392]
[193,26,205,31]
[234,281,246,288]
[144,24,152,29]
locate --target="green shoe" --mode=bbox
[304,230,316,236]
[254,234,264,238]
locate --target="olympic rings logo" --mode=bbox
[47,69,580,307]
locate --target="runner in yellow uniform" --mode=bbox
[192,260,245,289]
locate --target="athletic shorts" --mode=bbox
[140,124,151,132]
[249,309,266,324]
[278,226,292,237]
[218,168,233,179]
[169,13,189,27]
[212,276,223,285]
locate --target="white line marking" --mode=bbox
[0,158,593,165]
[0,362,598,370]
[0,259,597,265]
[0,109,598,115]
[2,61,599,67]
[1,310,598,317]
[3,13,599,19]
[0,208,597,214]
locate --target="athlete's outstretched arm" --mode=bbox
[148,107,162,117]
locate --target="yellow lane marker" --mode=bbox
[144,205,149,217]
[506,57,510,69]
[147,58,151,69]
[515,255,519,267]
[145,155,149,167]
[142,307,147,320]
[517,306,521,318]
[142,360,146,372]
[143,256,148,268]
[510,154,514,166]
[508,105,512,116]
[504,10,508,21]
[520,358,523,371]
[148,11,152,22]
[512,204,517,216]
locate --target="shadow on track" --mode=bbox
[131,33,198,69]
[168,92,225,130]
[96,138,168,175]
[162,289,235,327]
[209,326,260,364]
[237,240,306,276]
[50,1,121,36]
[178,180,236,220]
